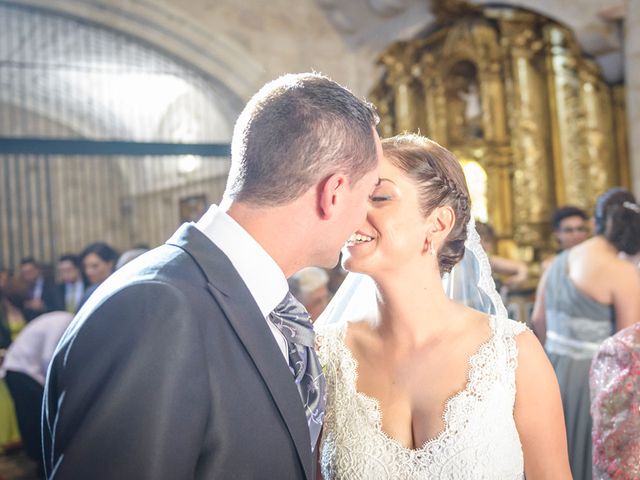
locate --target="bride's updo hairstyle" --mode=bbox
[381,133,471,274]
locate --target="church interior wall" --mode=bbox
[1,0,638,268]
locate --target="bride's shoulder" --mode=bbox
[492,314,530,339]
[511,327,559,395]
[490,316,533,367]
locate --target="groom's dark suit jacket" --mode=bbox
[43,224,313,479]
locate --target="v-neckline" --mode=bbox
[338,315,497,452]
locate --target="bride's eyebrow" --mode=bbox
[376,178,396,186]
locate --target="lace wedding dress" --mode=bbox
[317,315,527,479]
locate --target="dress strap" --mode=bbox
[492,314,528,337]
[315,324,347,368]
[506,319,528,337]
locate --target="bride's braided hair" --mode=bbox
[381,133,471,274]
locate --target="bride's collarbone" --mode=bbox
[343,318,494,447]
[345,314,492,377]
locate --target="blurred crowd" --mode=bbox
[0,242,148,477]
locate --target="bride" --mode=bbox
[315,134,571,479]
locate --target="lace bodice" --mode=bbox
[317,315,527,479]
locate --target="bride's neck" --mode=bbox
[373,270,454,347]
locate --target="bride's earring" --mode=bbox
[429,242,436,256]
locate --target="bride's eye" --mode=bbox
[370,195,392,202]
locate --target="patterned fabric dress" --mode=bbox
[544,250,615,480]
[317,314,527,479]
[590,323,640,480]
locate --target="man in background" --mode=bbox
[56,254,85,314]
[542,206,590,271]
[18,258,60,321]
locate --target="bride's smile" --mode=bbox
[342,158,434,279]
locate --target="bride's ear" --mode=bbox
[426,206,456,246]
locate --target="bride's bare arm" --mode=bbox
[514,331,572,479]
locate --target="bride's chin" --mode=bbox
[341,257,369,275]
[341,256,357,271]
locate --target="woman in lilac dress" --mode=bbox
[590,323,640,479]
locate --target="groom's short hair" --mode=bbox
[225,73,379,205]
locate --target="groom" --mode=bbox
[42,73,381,479]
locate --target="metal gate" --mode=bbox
[0,2,239,270]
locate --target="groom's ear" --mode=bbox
[317,173,347,220]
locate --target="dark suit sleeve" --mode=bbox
[43,280,211,479]
[47,282,65,312]
[33,278,62,314]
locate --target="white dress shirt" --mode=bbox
[0,311,74,385]
[31,276,44,300]
[195,204,289,361]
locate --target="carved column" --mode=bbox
[580,62,617,201]
[612,84,631,189]
[379,43,419,134]
[477,60,514,246]
[625,0,640,198]
[544,24,591,210]
[502,21,554,247]
[369,81,395,138]
[473,23,508,145]
[419,51,448,144]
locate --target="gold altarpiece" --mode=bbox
[370,5,630,260]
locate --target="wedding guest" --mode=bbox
[0,274,23,453]
[542,206,590,271]
[0,376,20,453]
[289,267,331,322]
[532,187,640,480]
[18,258,60,321]
[56,254,85,313]
[80,243,117,287]
[590,323,640,479]
[76,242,118,311]
[1,311,74,476]
[1,278,28,349]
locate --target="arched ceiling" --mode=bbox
[315,0,626,83]
[0,2,239,141]
[12,0,263,103]
[0,0,627,124]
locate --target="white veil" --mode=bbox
[316,219,508,328]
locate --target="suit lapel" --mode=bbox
[167,224,313,480]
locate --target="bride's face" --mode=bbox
[342,154,429,275]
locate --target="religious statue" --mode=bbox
[458,81,483,138]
